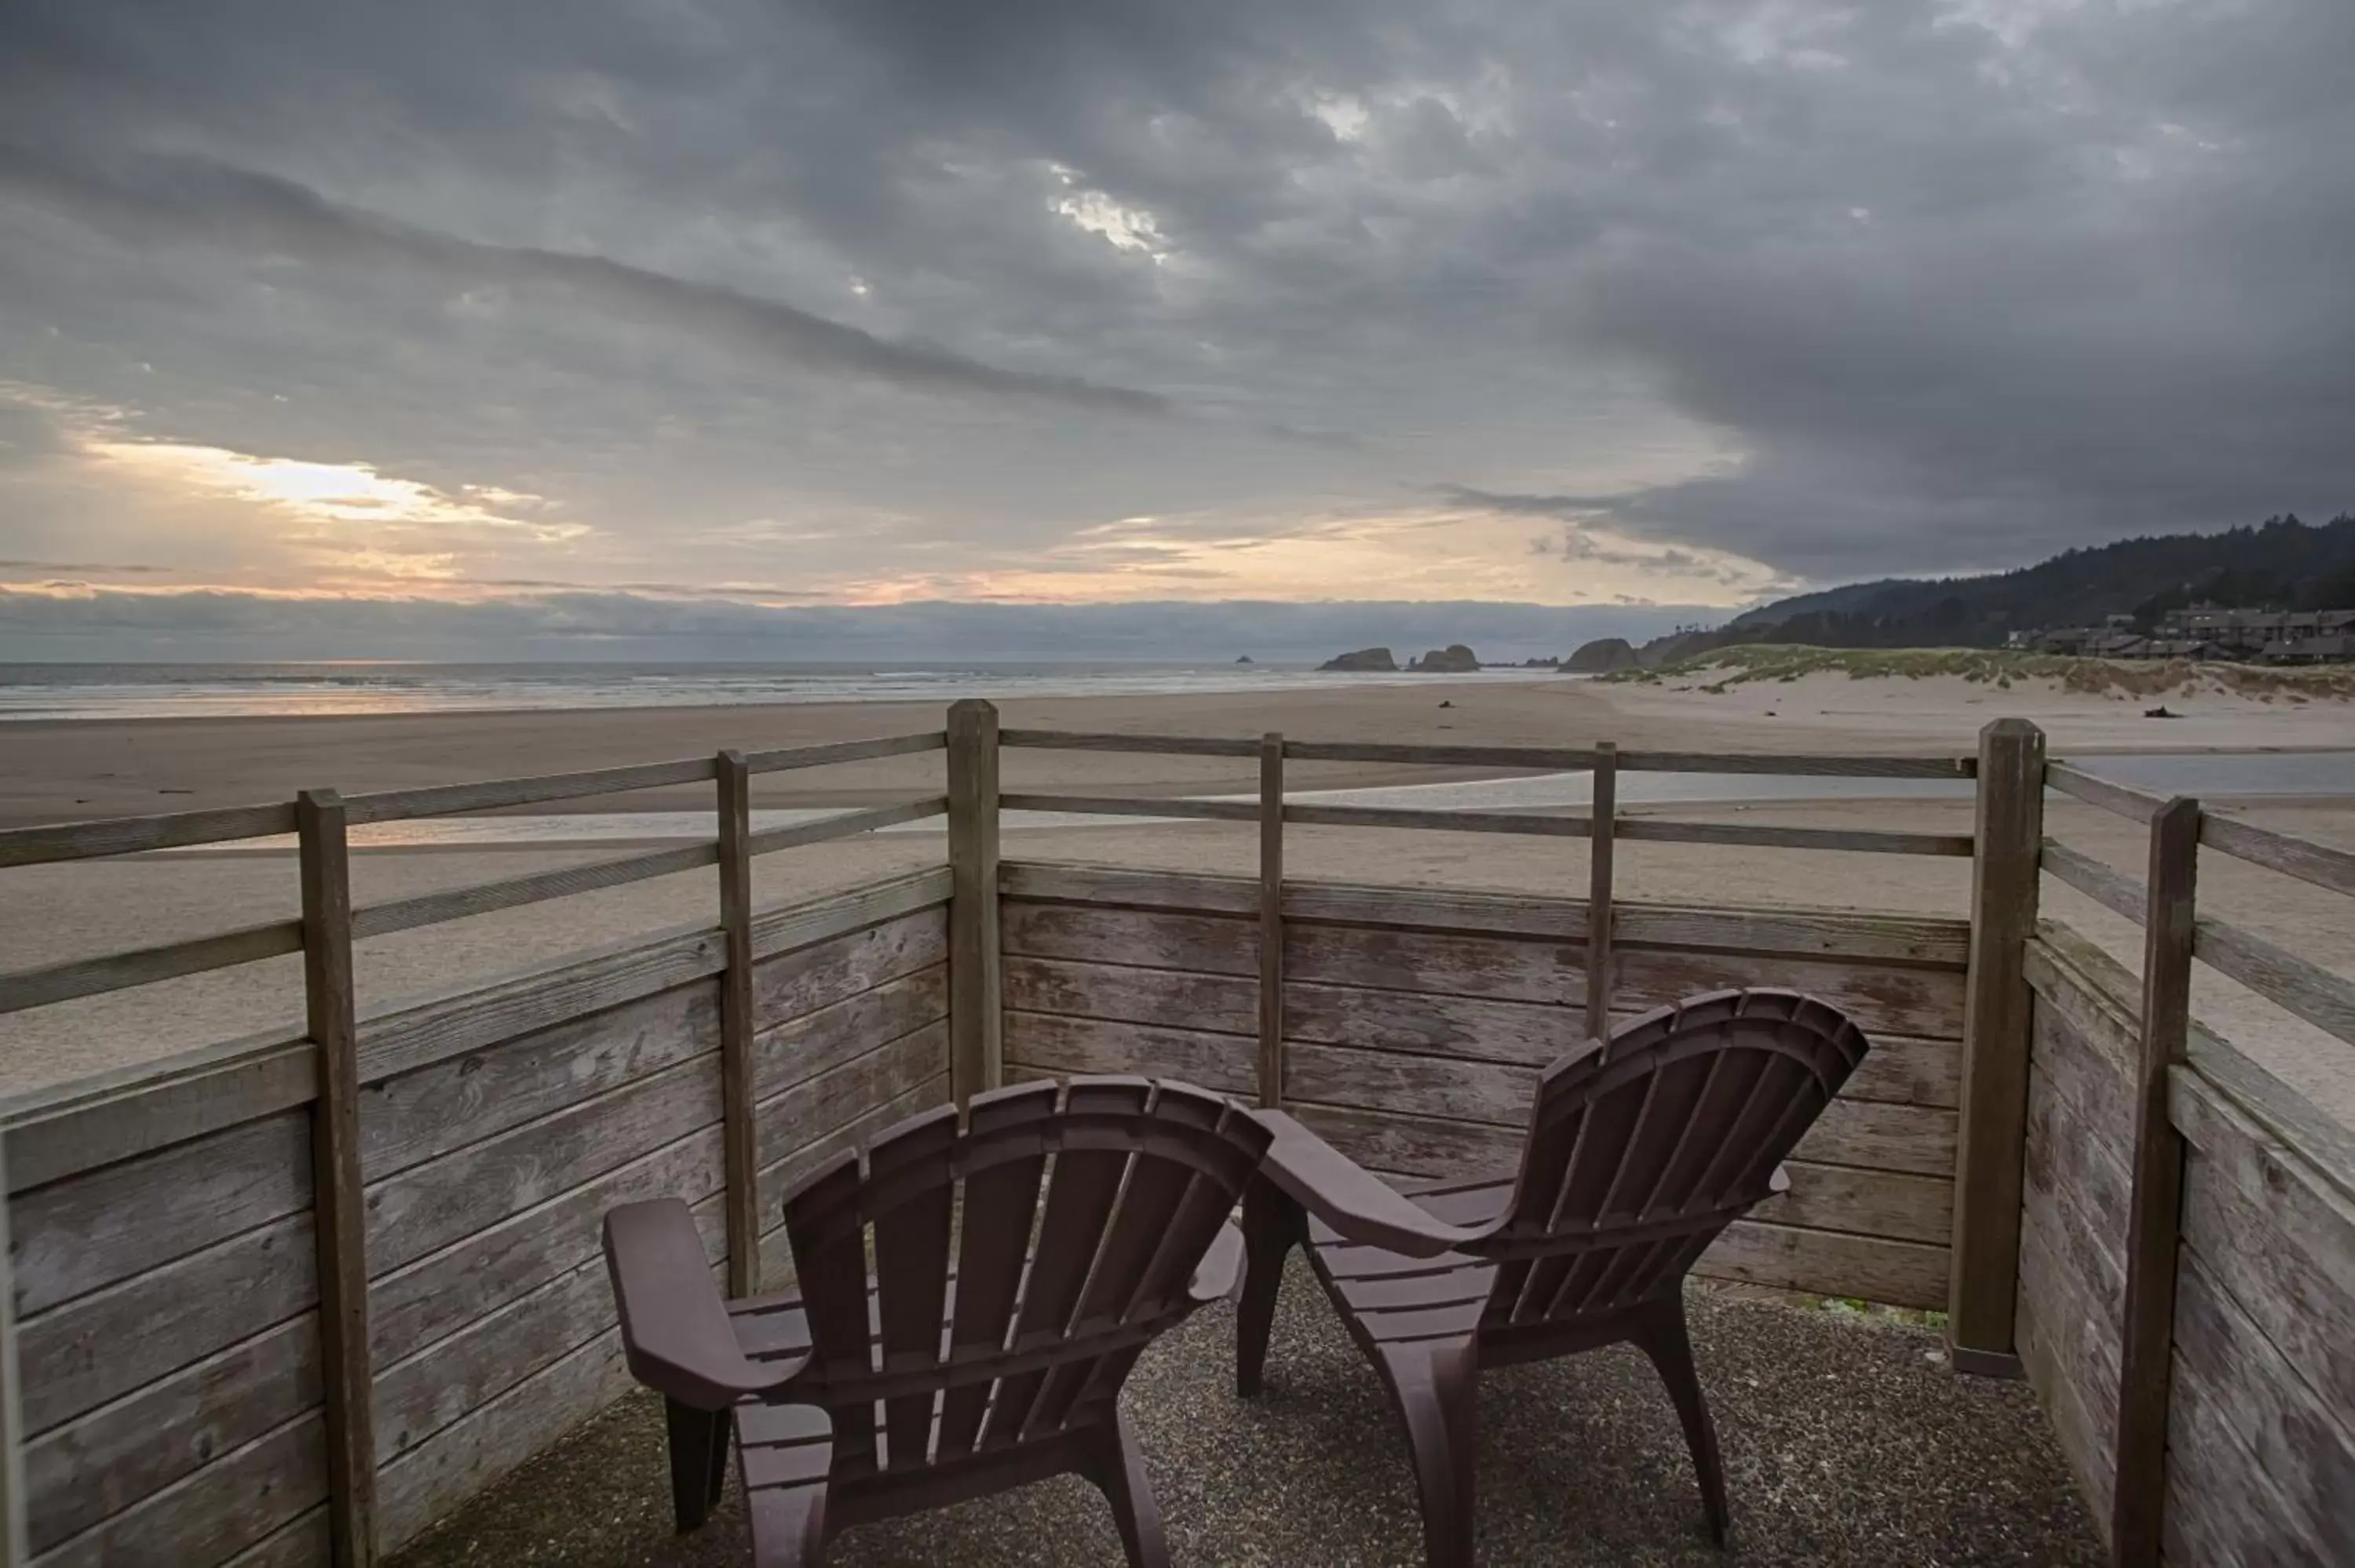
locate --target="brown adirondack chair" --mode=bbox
[1236,988,1871,1565]
[603,1075,1273,1566]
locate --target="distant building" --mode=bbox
[2010,603,2351,662]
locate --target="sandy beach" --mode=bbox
[5,669,2351,1123]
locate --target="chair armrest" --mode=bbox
[1188,1218,1247,1304]
[603,1199,803,1409]
[1252,1110,1490,1258]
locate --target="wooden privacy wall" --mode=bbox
[998,861,1967,1309]
[1,867,951,1566]
[2019,919,2355,1564]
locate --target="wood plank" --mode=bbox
[217,1506,330,1568]
[2114,795,2198,1565]
[341,756,714,825]
[2045,760,2166,823]
[743,796,948,857]
[1002,1013,1256,1096]
[1283,979,1572,1066]
[1617,904,1966,966]
[754,963,948,1100]
[2199,811,2355,899]
[1288,924,1575,1005]
[750,907,947,1032]
[1002,793,1261,823]
[0,920,305,1016]
[2193,915,2355,1050]
[1747,1162,1952,1246]
[23,1318,318,1555]
[1282,739,1605,769]
[1616,818,1972,856]
[364,1053,721,1277]
[1003,901,1257,976]
[2170,1248,2355,1562]
[717,750,760,1299]
[2026,931,2141,1088]
[741,730,946,774]
[1693,1219,1948,1308]
[1289,1102,1522,1181]
[0,802,296,869]
[2015,1212,2119,1530]
[1000,862,1260,917]
[2162,1338,2325,1568]
[359,925,724,1085]
[369,1124,722,1369]
[948,699,1002,1105]
[1284,803,1594,838]
[998,729,1262,758]
[1260,733,1284,1109]
[2030,994,2136,1173]
[754,1074,951,1281]
[2171,1078,2355,1420]
[1612,749,1973,779]
[2039,839,2146,924]
[4,1039,315,1195]
[16,1213,316,1438]
[2023,1065,2130,1305]
[747,866,952,961]
[751,1023,947,1186]
[362,981,717,1183]
[1284,1044,1535,1127]
[1948,718,2045,1360]
[373,1327,630,1552]
[1795,1099,1955,1178]
[10,1110,310,1317]
[1003,956,1259,1036]
[0,1138,22,1567]
[1616,947,1967,1040]
[28,1410,325,1568]
[350,842,717,940]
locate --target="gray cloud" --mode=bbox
[1,0,2350,623]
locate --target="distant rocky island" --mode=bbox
[1563,636,1639,673]
[1316,644,1487,672]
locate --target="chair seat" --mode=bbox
[1304,1175,1513,1346]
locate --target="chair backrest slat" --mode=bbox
[933,1085,1057,1462]
[1478,989,1868,1333]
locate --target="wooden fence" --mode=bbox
[1,699,2350,1565]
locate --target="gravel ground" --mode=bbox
[390,1267,2100,1567]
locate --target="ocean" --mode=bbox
[0,660,1559,723]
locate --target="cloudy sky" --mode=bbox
[2,0,2350,658]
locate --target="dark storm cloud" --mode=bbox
[2,0,2351,610]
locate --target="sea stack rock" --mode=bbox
[1408,644,1481,673]
[1318,647,1399,672]
[1235,655,1254,664]
[1563,636,1639,673]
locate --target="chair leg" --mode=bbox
[1083,1409,1171,1568]
[1631,1294,1729,1545]
[1380,1338,1480,1568]
[663,1397,732,1533]
[1236,1181,1298,1398]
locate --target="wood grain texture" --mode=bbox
[1003,1013,1256,1096]
[754,1074,952,1282]
[2112,797,2197,1566]
[23,1316,318,1555]
[750,906,947,1032]
[1615,818,1972,856]
[363,1053,721,1278]
[16,1212,316,1438]
[349,843,716,941]
[2039,840,2146,925]
[998,729,1261,758]
[0,920,305,1016]
[341,757,714,826]
[28,1409,325,1568]
[1281,739,1605,769]
[1616,946,1966,1039]
[1004,954,1258,1037]
[9,1110,311,1317]
[1748,1161,1954,1245]
[1004,900,1257,975]
[1001,793,1261,823]
[2198,810,2355,899]
[1694,1219,1949,1309]
[2016,1206,2119,1533]
[367,1124,722,1369]
[0,802,296,869]
[747,866,951,961]
[754,963,948,1101]
[1612,749,1973,779]
[741,730,946,774]
[2044,760,2166,823]
[750,1023,947,1199]
[1948,717,2045,1359]
[743,796,948,857]
[2193,913,2355,1050]
[4,1040,315,1195]
[947,700,1002,1104]
[1283,803,1594,838]
[359,981,718,1183]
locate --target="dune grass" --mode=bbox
[1609,644,2355,699]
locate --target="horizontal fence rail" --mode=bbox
[0,920,308,1016]
[2040,839,2149,924]
[2192,916,2355,1050]
[743,796,950,855]
[349,842,722,941]
[2198,811,2355,898]
[0,803,299,869]
[2045,760,2167,822]
[1003,727,1975,778]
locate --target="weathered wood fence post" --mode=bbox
[1585,742,1617,1041]
[947,701,1002,1104]
[1948,717,2045,1374]
[2112,796,2199,1563]
[297,789,378,1566]
[715,750,761,1296]
[0,1140,27,1568]
[1258,734,1285,1108]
